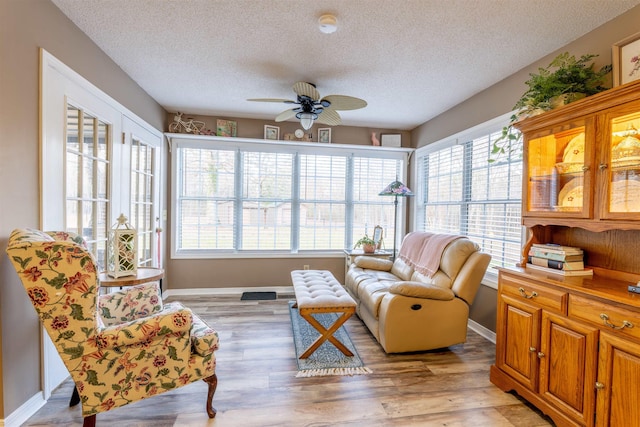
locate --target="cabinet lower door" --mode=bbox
[539,312,599,426]
[596,332,640,427]
[496,294,541,391]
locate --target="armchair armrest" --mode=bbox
[353,256,393,271]
[389,281,455,301]
[99,282,163,326]
[98,303,193,349]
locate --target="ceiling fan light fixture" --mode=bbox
[318,14,337,34]
[298,112,315,130]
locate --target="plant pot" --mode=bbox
[362,243,376,253]
[549,92,586,109]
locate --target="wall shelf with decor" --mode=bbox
[490,78,640,427]
[164,132,414,156]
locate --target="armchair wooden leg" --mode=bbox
[203,374,218,418]
[69,385,80,407]
[82,414,96,427]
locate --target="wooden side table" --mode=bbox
[98,267,165,291]
[343,249,392,276]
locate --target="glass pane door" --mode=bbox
[65,104,110,268]
[131,137,157,266]
[524,120,591,218]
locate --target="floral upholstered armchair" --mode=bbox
[6,229,219,427]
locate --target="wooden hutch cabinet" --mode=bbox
[490,80,640,427]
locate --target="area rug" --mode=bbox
[241,291,277,301]
[288,301,372,378]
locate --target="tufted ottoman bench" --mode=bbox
[290,270,357,359]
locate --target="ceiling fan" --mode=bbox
[248,82,367,130]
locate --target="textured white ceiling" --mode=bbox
[51,0,640,130]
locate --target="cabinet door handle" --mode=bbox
[518,287,538,299]
[595,382,605,390]
[581,165,590,172]
[599,163,608,170]
[529,347,536,352]
[600,313,634,330]
[537,351,545,358]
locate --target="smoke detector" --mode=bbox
[318,14,337,34]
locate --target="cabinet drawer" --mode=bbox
[500,274,568,313]
[569,295,640,341]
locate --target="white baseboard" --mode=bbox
[3,391,46,427]
[468,319,496,344]
[162,285,294,299]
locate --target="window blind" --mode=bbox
[172,138,408,257]
[417,127,523,270]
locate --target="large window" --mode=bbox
[172,138,409,257]
[415,114,523,276]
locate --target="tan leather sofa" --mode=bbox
[345,234,491,353]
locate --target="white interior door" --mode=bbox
[40,49,122,398]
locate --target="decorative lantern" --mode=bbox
[107,213,138,278]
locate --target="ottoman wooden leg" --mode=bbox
[299,309,355,359]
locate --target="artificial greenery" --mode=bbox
[490,52,612,162]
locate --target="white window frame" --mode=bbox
[169,135,413,259]
[413,112,524,288]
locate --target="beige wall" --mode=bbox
[414,4,640,332]
[0,0,165,418]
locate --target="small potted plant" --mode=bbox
[354,235,377,254]
[491,52,612,162]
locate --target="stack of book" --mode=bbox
[526,243,593,276]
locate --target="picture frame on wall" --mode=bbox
[264,125,279,140]
[381,134,401,147]
[216,119,237,137]
[613,31,640,86]
[318,128,331,143]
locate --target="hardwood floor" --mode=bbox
[22,293,553,426]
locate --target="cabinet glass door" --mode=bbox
[602,109,640,219]
[524,120,592,217]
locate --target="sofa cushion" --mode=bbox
[389,281,455,300]
[390,257,414,281]
[439,239,479,281]
[354,256,393,271]
[358,279,391,318]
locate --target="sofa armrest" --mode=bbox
[389,281,455,301]
[98,304,193,349]
[353,256,393,271]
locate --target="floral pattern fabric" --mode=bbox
[6,229,218,418]
[98,282,164,326]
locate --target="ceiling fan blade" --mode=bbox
[292,82,320,100]
[316,109,342,126]
[275,108,298,122]
[321,95,367,111]
[247,98,297,103]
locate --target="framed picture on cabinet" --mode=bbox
[613,31,640,86]
[372,225,383,250]
[318,128,331,143]
[381,134,401,147]
[264,125,279,140]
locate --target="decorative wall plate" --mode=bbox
[558,179,583,208]
[563,133,585,163]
